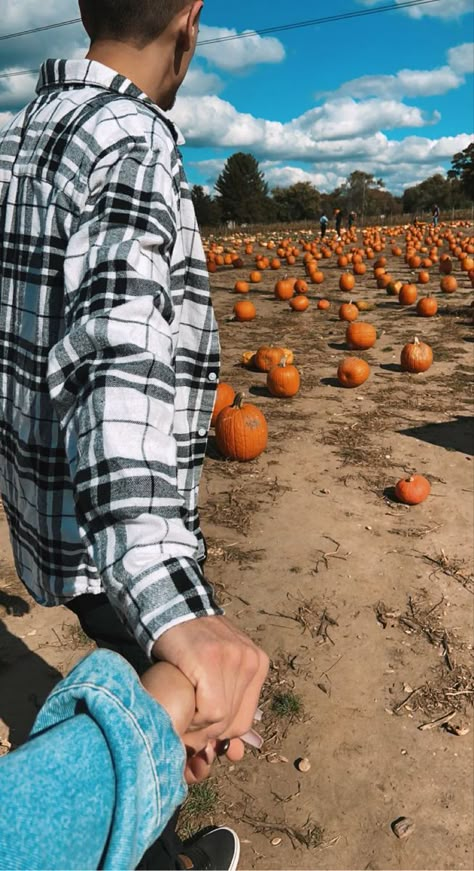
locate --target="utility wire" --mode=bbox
[0,0,443,82]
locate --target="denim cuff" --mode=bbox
[30,649,187,869]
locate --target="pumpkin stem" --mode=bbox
[414,336,420,344]
[233,392,245,408]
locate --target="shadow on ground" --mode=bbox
[400,415,474,456]
[0,592,62,747]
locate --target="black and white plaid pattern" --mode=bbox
[0,59,222,656]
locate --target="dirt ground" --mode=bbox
[1,221,473,870]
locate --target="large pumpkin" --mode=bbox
[267,359,301,397]
[339,273,355,293]
[395,475,431,505]
[211,382,236,427]
[215,393,268,461]
[346,322,377,350]
[234,300,256,321]
[255,345,285,372]
[337,357,370,388]
[400,336,433,373]
[274,278,295,300]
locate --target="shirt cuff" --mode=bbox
[30,649,188,868]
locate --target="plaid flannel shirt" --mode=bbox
[0,59,222,657]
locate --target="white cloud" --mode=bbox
[359,0,473,18]
[447,43,474,75]
[180,67,223,97]
[196,25,285,71]
[0,111,14,131]
[171,93,442,160]
[0,70,38,110]
[320,66,463,100]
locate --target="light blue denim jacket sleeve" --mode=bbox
[0,649,187,870]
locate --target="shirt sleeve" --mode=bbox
[47,143,222,658]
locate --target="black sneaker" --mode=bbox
[177,827,240,871]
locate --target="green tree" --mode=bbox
[271,182,321,222]
[191,185,222,227]
[402,174,455,214]
[215,153,272,223]
[448,142,474,200]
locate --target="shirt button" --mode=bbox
[198,427,207,437]
[208,372,217,381]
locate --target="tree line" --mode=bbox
[191,142,474,227]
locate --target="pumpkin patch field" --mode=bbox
[1,220,473,870]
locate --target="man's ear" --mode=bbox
[181,0,203,51]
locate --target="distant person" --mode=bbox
[348,210,356,230]
[320,212,329,239]
[334,208,343,237]
[432,204,440,227]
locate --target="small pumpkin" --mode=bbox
[339,301,359,322]
[400,336,433,373]
[416,296,438,317]
[395,474,431,505]
[233,300,256,321]
[346,322,377,350]
[241,350,256,368]
[211,382,236,427]
[234,280,250,294]
[399,283,417,306]
[337,357,370,388]
[355,300,376,311]
[317,298,330,310]
[215,393,268,461]
[289,295,310,312]
[255,345,285,372]
[249,271,262,284]
[294,278,308,295]
[267,359,301,397]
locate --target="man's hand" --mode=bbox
[152,615,269,745]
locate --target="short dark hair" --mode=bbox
[80,0,189,47]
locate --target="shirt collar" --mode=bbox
[36,59,185,145]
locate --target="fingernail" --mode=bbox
[241,728,263,749]
[253,707,263,722]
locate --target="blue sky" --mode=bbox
[0,0,472,194]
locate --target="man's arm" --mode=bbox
[48,142,221,659]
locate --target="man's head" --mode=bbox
[79,0,203,109]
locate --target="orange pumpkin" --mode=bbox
[440,275,457,293]
[398,283,417,306]
[310,270,325,284]
[255,345,286,372]
[317,298,330,310]
[337,357,370,388]
[267,359,301,397]
[339,302,359,322]
[234,280,250,294]
[233,300,256,321]
[289,295,310,312]
[346,322,377,350]
[294,278,308,295]
[418,271,430,284]
[211,382,236,427]
[395,475,431,505]
[339,273,355,293]
[249,271,262,284]
[241,350,256,368]
[416,296,438,317]
[274,278,295,300]
[215,393,268,461]
[400,336,433,373]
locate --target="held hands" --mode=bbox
[140,661,245,785]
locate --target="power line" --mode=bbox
[0,0,443,82]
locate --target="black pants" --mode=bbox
[66,593,183,870]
